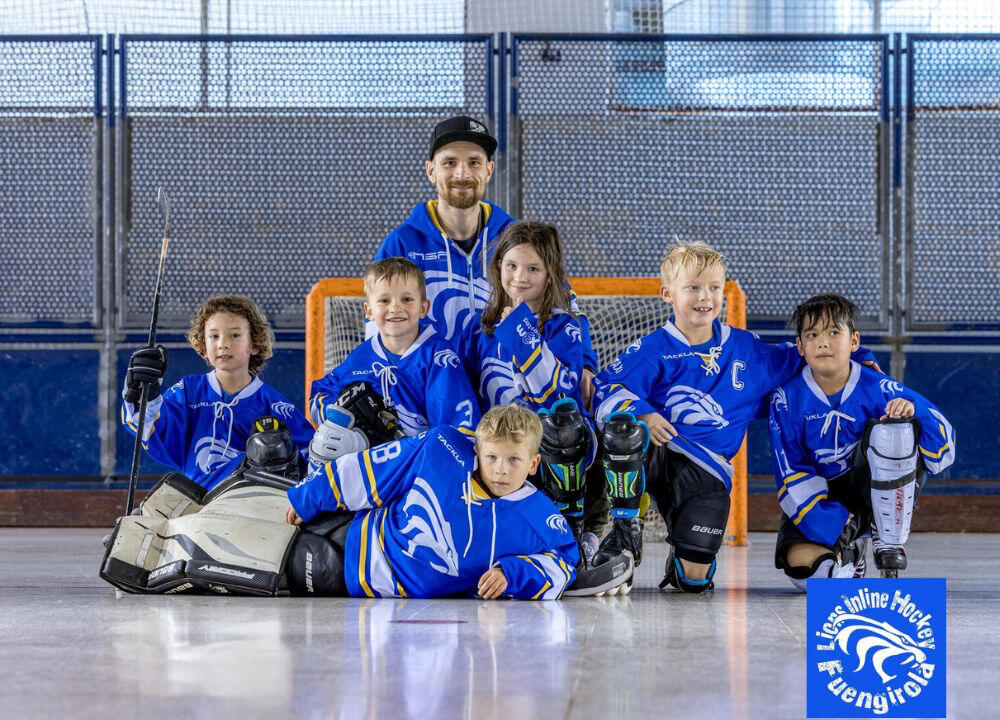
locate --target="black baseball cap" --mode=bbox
[428,115,497,160]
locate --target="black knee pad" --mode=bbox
[286,523,349,596]
[660,551,716,594]
[668,482,730,563]
[538,398,592,515]
[781,551,837,580]
[601,412,649,517]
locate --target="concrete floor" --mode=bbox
[0,529,995,719]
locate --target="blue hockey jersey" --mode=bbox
[768,361,955,546]
[122,371,314,489]
[591,318,877,492]
[287,425,579,599]
[310,325,480,435]
[458,303,590,414]
[375,200,597,369]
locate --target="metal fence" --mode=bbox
[906,35,1000,331]
[510,34,890,327]
[2,32,1000,477]
[0,36,102,326]
[116,34,495,329]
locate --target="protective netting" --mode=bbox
[514,37,888,325]
[7,0,1000,35]
[120,37,492,328]
[322,290,732,374]
[319,284,744,543]
[0,38,99,325]
[908,38,1000,329]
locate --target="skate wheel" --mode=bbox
[619,580,633,596]
[881,569,898,579]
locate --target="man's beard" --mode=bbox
[441,182,481,209]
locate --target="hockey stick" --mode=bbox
[124,187,172,516]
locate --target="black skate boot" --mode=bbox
[834,513,869,579]
[874,546,907,578]
[597,516,643,595]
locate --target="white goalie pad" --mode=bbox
[101,477,299,596]
[866,421,918,547]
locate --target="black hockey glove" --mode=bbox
[125,346,168,403]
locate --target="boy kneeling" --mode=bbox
[770,294,955,588]
[285,404,580,599]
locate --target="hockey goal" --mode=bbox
[305,277,748,546]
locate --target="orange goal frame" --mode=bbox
[305,277,748,546]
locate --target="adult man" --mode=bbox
[374,115,600,404]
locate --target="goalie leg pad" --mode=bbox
[286,528,349,596]
[137,471,206,519]
[864,419,919,546]
[601,412,649,519]
[100,482,298,596]
[538,398,596,517]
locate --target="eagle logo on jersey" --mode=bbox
[830,614,928,684]
[772,386,789,412]
[663,386,729,428]
[194,436,241,474]
[815,442,858,474]
[423,271,489,341]
[394,404,429,436]
[564,325,582,343]
[479,357,520,407]
[433,349,460,368]
[399,477,460,577]
[625,338,642,355]
[694,346,723,376]
[879,378,905,396]
[270,401,297,420]
[546,514,569,533]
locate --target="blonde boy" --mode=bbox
[284,405,579,598]
[308,258,480,466]
[121,294,314,488]
[589,242,879,594]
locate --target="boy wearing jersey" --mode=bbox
[309,258,480,466]
[769,294,955,588]
[121,294,313,489]
[284,405,579,599]
[591,243,879,593]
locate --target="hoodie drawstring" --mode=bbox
[698,345,723,376]
[461,473,498,568]
[820,409,856,457]
[211,399,238,463]
[462,472,480,558]
[373,362,397,408]
[489,503,497,569]
[443,230,454,295]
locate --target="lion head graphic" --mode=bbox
[831,613,928,684]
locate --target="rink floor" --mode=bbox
[1,529,996,719]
